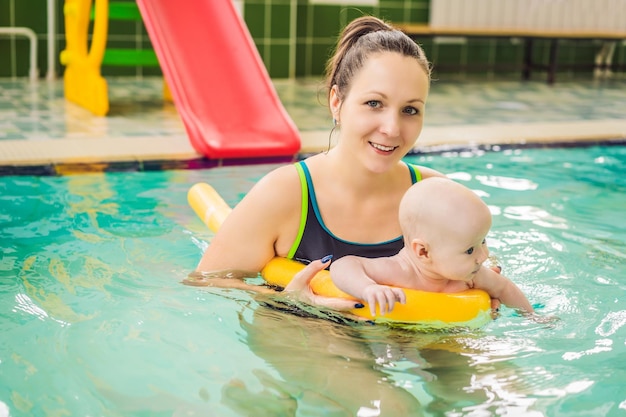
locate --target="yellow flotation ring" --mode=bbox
[188,182,492,328]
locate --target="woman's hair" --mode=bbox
[325,16,431,102]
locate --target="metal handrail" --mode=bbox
[0,26,38,81]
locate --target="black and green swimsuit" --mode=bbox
[286,161,422,265]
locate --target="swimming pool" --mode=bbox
[1,145,625,416]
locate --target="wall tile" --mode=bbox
[271,4,291,39]
[244,3,265,38]
[0,41,13,77]
[311,42,335,75]
[0,0,622,80]
[312,6,342,38]
[0,1,11,26]
[270,44,290,78]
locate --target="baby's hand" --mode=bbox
[530,313,560,326]
[361,284,406,317]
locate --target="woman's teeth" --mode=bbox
[370,142,396,152]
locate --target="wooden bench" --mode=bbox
[395,24,626,84]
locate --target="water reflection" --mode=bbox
[503,206,569,229]
[475,175,538,191]
[222,303,562,416]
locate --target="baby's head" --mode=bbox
[399,177,492,267]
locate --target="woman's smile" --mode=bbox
[369,141,399,153]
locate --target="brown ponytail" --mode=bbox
[324,16,431,103]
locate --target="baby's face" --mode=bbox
[428,209,492,283]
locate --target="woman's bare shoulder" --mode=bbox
[246,163,302,208]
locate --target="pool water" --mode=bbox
[1,146,625,416]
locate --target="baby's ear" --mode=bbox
[410,239,430,260]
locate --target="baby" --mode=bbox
[330,177,534,318]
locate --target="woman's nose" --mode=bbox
[380,111,400,137]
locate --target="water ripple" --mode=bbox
[595,310,626,337]
[475,175,538,191]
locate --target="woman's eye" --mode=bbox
[466,247,474,255]
[403,106,419,115]
[366,100,381,108]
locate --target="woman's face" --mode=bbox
[331,52,430,173]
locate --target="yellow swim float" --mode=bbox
[188,182,492,329]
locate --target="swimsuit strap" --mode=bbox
[407,162,422,183]
[287,162,308,259]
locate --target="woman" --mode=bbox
[190,16,500,415]
[193,16,443,306]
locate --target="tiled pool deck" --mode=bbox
[0,75,625,175]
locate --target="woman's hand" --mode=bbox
[183,270,276,294]
[284,258,364,311]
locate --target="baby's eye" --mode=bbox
[366,100,381,108]
[403,106,419,115]
[466,247,474,255]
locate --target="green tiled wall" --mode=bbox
[244,0,432,77]
[0,0,624,80]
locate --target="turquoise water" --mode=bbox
[1,146,625,416]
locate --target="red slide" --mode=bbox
[136,0,300,159]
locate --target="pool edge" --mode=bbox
[1,119,625,175]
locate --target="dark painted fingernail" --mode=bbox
[321,254,333,263]
[354,303,364,308]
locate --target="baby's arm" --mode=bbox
[330,255,406,317]
[475,267,534,314]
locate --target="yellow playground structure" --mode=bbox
[60,0,169,116]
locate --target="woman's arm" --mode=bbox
[284,258,369,311]
[185,256,361,311]
[195,165,302,274]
